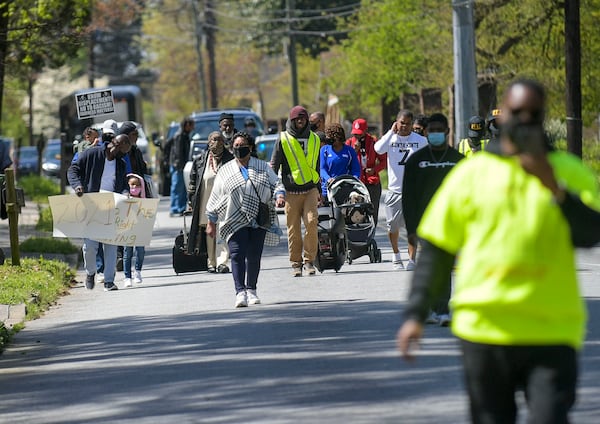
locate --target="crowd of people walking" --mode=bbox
[63,77,600,423]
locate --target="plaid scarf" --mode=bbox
[207,157,279,244]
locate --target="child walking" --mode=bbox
[123,173,146,287]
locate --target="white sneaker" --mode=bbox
[425,311,439,325]
[123,278,132,288]
[438,314,451,327]
[247,289,261,305]
[392,252,404,270]
[406,260,416,271]
[235,291,248,308]
[133,270,143,284]
[97,273,105,283]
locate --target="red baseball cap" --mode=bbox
[351,118,367,135]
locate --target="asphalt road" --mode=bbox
[1,196,600,423]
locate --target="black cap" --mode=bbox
[487,109,501,124]
[119,121,138,135]
[219,113,234,122]
[467,116,485,138]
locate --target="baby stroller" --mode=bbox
[327,175,382,265]
[313,186,348,274]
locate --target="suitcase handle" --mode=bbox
[182,210,193,245]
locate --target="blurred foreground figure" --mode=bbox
[397,79,600,423]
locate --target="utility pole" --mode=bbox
[452,0,478,144]
[287,0,299,105]
[565,0,582,157]
[205,0,218,109]
[192,0,208,111]
[88,31,95,88]
[5,169,20,266]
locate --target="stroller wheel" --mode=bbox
[369,250,375,263]
[347,250,352,265]
[375,249,382,263]
[368,240,377,263]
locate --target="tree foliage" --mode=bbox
[141,0,322,128]
[141,0,202,125]
[0,0,91,133]
[329,0,600,126]
[326,0,453,116]
[220,0,357,58]
[6,0,90,70]
[88,0,148,85]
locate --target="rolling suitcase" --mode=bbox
[172,211,208,274]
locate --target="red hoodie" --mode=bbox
[345,133,387,185]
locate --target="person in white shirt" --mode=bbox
[374,110,427,270]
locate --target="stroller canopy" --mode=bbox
[327,175,371,207]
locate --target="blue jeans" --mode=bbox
[170,165,186,214]
[227,227,267,294]
[83,239,117,283]
[123,246,145,278]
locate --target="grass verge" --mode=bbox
[0,258,76,353]
[17,174,60,204]
[20,237,79,254]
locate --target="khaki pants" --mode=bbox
[284,188,319,267]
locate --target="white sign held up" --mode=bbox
[48,193,159,246]
[75,89,115,120]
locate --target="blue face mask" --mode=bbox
[427,132,446,146]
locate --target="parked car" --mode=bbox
[187,109,265,143]
[157,109,266,192]
[41,140,61,178]
[15,146,39,176]
[255,133,278,162]
[0,136,14,170]
[182,136,210,188]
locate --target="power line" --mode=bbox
[204,3,361,24]
[200,21,355,37]
[206,8,358,24]
[207,2,362,16]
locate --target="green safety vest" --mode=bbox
[458,138,489,157]
[418,151,599,348]
[280,131,320,185]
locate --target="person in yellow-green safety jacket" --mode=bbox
[397,79,600,423]
[457,115,488,157]
[270,105,321,277]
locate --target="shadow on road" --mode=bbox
[0,300,465,423]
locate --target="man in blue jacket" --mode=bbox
[68,134,131,292]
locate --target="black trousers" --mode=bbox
[432,271,452,315]
[460,339,577,424]
[366,182,382,227]
[228,226,266,294]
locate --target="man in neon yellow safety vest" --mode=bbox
[398,79,600,422]
[271,105,321,277]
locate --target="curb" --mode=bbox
[0,303,26,328]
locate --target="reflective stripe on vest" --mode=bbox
[280,131,320,185]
